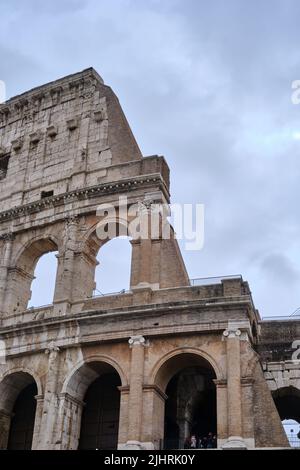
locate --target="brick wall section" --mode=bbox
[258,320,300,361]
[252,362,289,447]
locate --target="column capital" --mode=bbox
[128,335,147,347]
[58,392,85,409]
[45,341,60,359]
[223,328,242,339]
[65,215,80,226]
[0,232,15,242]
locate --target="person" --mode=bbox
[212,435,217,448]
[207,432,214,449]
[200,436,207,449]
[184,437,190,449]
[190,434,197,449]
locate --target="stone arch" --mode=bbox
[272,386,300,423]
[0,366,43,398]
[62,354,127,399]
[151,347,223,392]
[0,370,40,449]
[149,348,220,449]
[60,356,125,449]
[73,218,134,300]
[12,234,61,268]
[79,215,132,253]
[5,235,60,313]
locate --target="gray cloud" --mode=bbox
[260,253,299,284]
[1,0,300,317]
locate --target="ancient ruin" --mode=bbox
[0,68,299,450]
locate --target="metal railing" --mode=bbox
[89,288,131,299]
[190,275,242,286]
[87,275,244,298]
[287,434,300,448]
[27,303,53,310]
[291,307,300,316]
[262,314,300,321]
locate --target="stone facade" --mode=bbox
[0,68,297,450]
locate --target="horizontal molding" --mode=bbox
[0,174,166,223]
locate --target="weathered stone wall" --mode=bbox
[0,69,293,450]
[252,362,289,447]
[0,68,143,212]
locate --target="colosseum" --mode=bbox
[0,68,299,450]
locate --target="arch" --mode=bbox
[151,348,222,392]
[0,371,39,450]
[12,234,61,268]
[95,236,132,294]
[6,236,60,313]
[62,355,127,400]
[75,219,134,299]
[62,357,124,450]
[79,217,132,254]
[0,367,43,399]
[272,386,300,448]
[272,386,300,422]
[79,372,121,449]
[151,350,218,449]
[28,251,58,308]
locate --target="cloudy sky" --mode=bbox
[1,0,300,318]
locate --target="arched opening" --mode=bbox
[94,236,132,295]
[28,251,58,308]
[64,361,122,450]
[79,372,121,449]
[7,383,37,449]
[0,372,38,450]
[273,387,300,448]
[6,238,58,313]
[154,352,217,450]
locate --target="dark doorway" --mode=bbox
[273,386,300,448]
[164,366,217,449]
[7,382,37,450]
[79,373,121,450]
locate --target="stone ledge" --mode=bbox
[0,173,166,223]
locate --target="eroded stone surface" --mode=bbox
[0,69,296,450]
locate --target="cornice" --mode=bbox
[0,174,167,223]
[0,68,103,127]
[0,296,254,337]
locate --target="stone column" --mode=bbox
[36,342,61,449]
[125,335,147,449]
[129,240,141,288]
[31,395,44,449]
[138,238,152,286]
[222,327,247,449]
[117,386,130,449]
[140,385,167,450]
[241,377,255,448]
[131,203,155,289]
[0,233,14,320]
[55,393,85,450]
[53,217,78,314]
[213,379,228,448]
